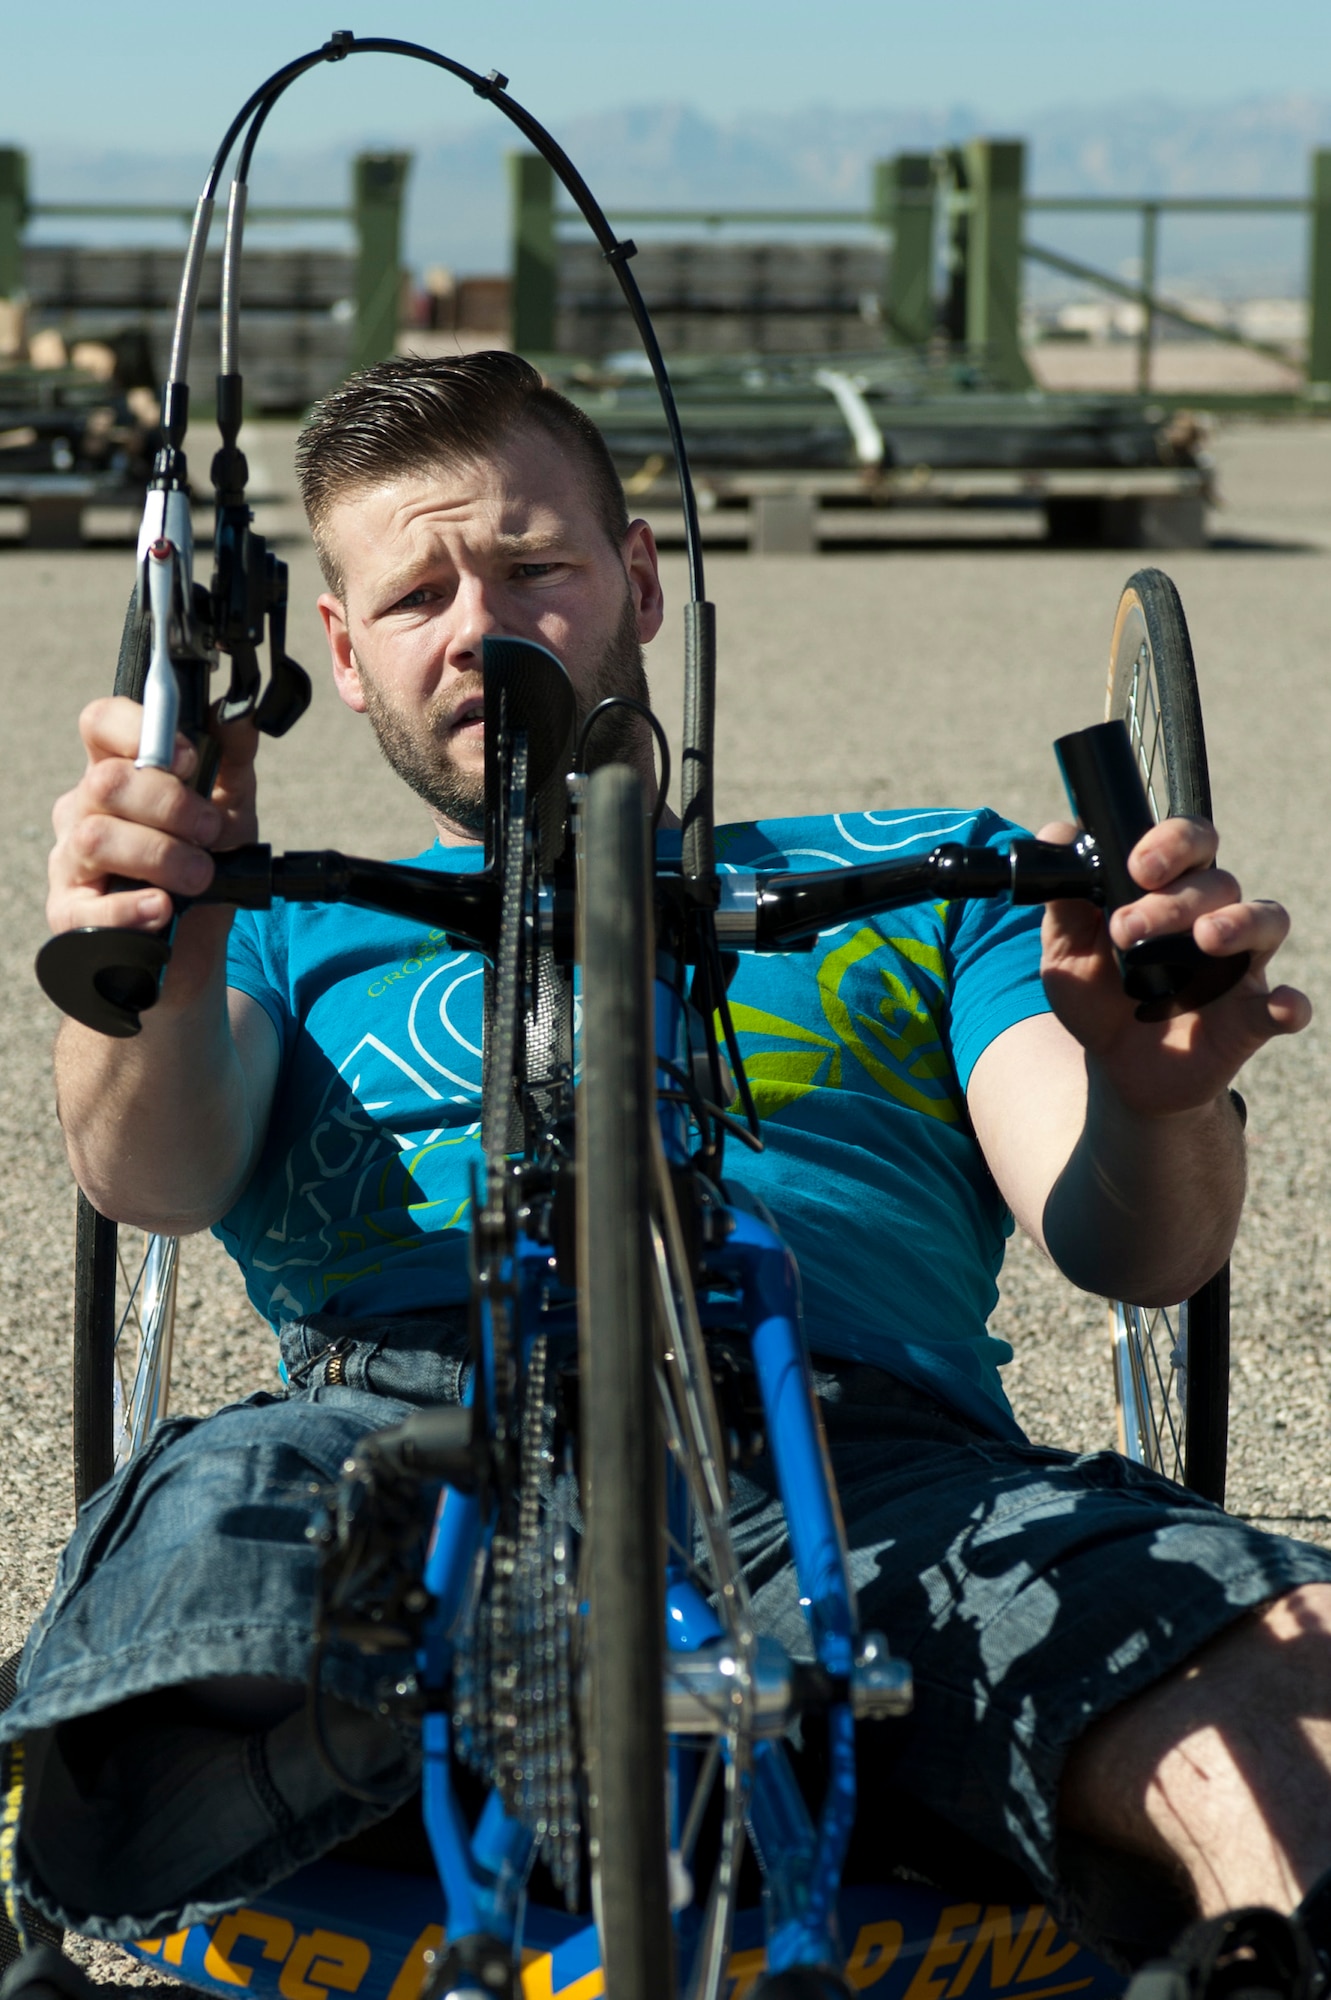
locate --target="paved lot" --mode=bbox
[1,417,1330,1975]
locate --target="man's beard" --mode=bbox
[356,591,651,835]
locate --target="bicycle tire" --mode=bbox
[577,764,674,2000]
[71,588,179,1505]
[1105,566,1230,1504]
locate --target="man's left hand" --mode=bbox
[1039,812,1312,1120]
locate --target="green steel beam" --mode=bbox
[352,151,411,374]
[964,139,1032,390]
[0,147,28,298]
[556,196,1310,230]
[876,154,935,347]
[1137,205,1159,394]
[558,206,870,228]
[1309,150,1331,389]
[30,201,349,224]
[510,151,556,354]
[1024,237,1300,367]
[1027,194,1308,214]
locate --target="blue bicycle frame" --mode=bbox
[119,920,1121,2000]
[374,925,868,1982]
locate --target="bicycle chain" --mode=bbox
[481,731,530,1196]
[452,1334,582,1904]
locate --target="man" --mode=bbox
[10,351,1330,1975]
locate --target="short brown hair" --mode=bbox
[294,351,630,594]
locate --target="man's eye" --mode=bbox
[515,562,563,579]
[394,587,434,610]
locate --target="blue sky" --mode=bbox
[6,0,1331,151]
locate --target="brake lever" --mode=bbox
[253,552,311,737]
[1054,720,1249,1021]
[36,525,218,1038]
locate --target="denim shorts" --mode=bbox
[6,1318,1331,1953]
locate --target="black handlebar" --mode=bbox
[743,837,1098,950]
[35,717,1249,1039]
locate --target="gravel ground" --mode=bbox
[1,417,1330,1983]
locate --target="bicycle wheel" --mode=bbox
[1105,567,1230,1505]
[71,588,180,1505]
[72,1200,178,1507]
[577,764,674,2000]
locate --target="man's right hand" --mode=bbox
[47,697,277,1231]
[48,697,260,1000]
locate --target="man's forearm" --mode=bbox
[1042,1067,1245,1304]
[55,944,261,1234]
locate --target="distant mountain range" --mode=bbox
[21,93,1331,298]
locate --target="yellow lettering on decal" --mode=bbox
[845,1921,904,1989]
[725,1948,767,2000]
[204,1911,296,1987]
[946,1905,1045,1996]
[1015,1917,1081,1985]
[385,1926,444,2000]
[1,1739,24,1944]
[368,983,385,998]
[904,1905,981,2000]
[403,961,422,976]
[278,1928,371,2000]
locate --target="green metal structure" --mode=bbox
[1309,148,1331,392]
[0,151,410,379]
[874,153,934,349]
[3,130,1327,408]
[350,151,412,374]
[509,150,557,354]
[523,140,1331,408]
[0,148,27,300]
[961,139,1033,389]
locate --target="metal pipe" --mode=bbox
[1137,205,1159,394]
[164,193,215,399]
[219,179,248,378]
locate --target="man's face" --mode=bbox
[316,424,665,841]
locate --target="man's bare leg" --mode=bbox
[1060,1584,1331,1917]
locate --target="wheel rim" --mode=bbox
[1104,570,1227,1503]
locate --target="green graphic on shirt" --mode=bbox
[727,924,961,1125]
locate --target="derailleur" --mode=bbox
[308,1405,488,1658]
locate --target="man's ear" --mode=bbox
[319,592,368,714]
[623,519,665,645]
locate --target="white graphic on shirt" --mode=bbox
[832,810,976,853]
[250,944,486,1305]
[408,959,485,1081]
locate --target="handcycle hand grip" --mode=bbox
[36,927,174,1039]
[1054,720,1249,1021]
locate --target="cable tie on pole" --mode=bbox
[473,69,509,98]
[323,29,354,59]
[603,237,638,266]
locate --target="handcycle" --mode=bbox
[16,32,1246,2000]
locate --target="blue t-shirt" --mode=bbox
[218,809,1051,1437]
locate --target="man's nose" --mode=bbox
[444,576,507,667]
